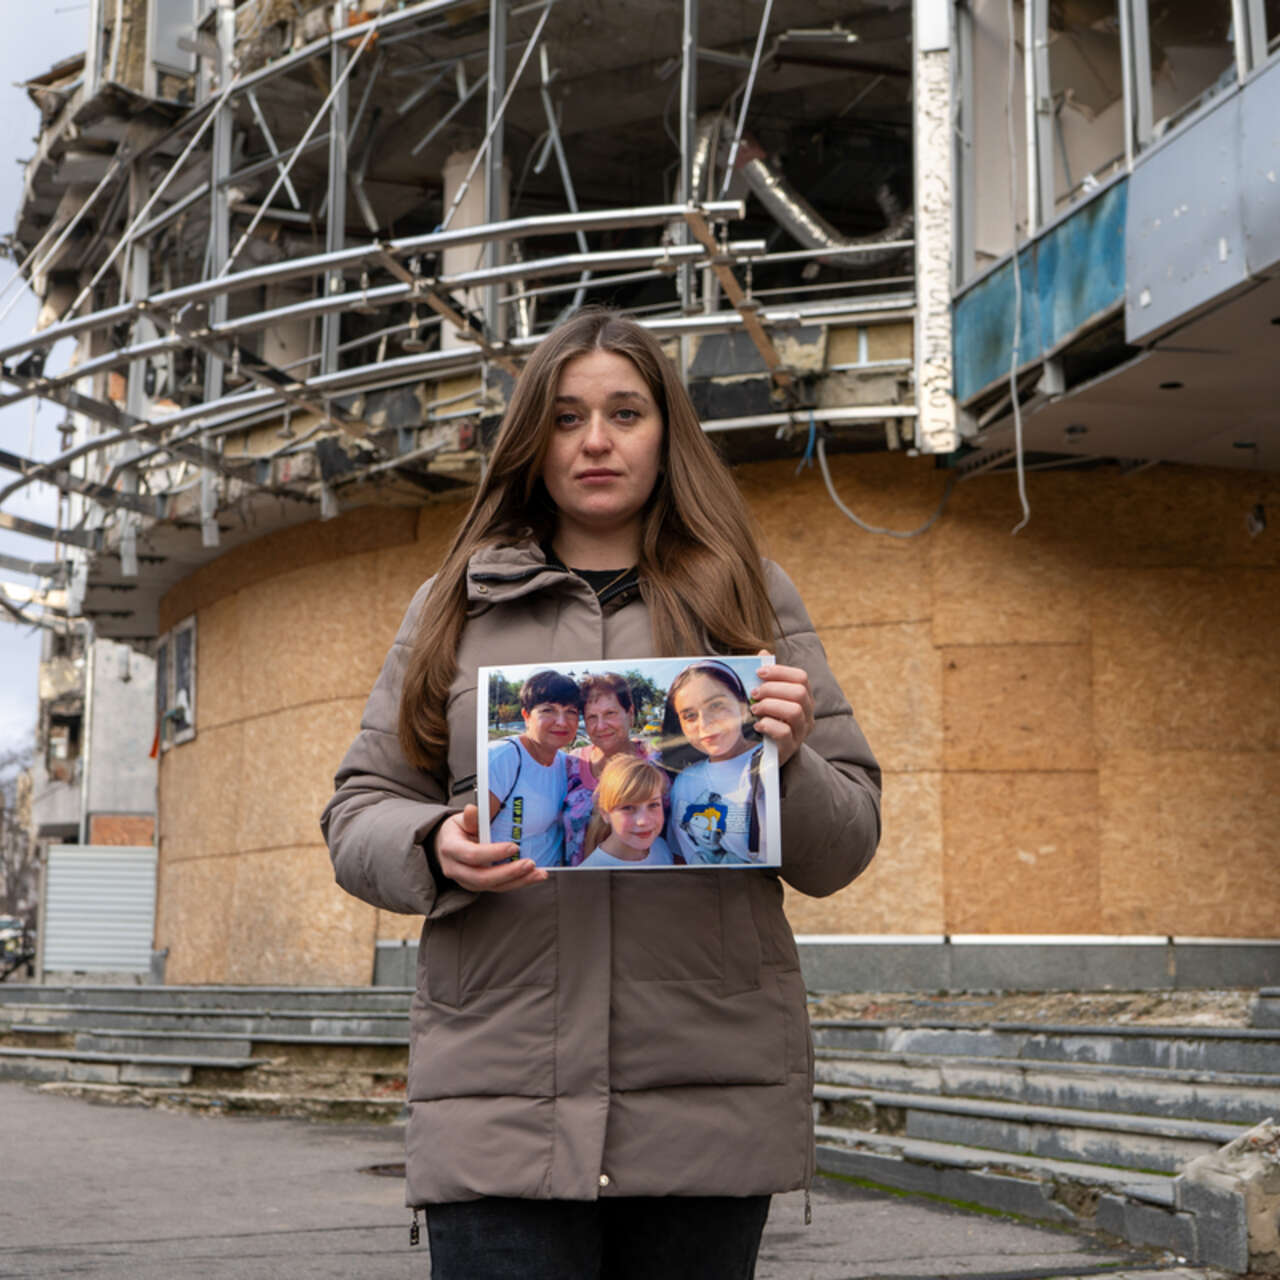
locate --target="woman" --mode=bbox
[563,672,651,865]
[321,309,881,1280]
[488,669,581,867]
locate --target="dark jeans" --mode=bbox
[426,1195,771,1280]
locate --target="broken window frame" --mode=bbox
[154,614,196,751]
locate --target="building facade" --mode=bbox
[2,0,1276,986]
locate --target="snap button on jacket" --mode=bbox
[321,541,881,1205]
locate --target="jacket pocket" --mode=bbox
[422,914,461,1008]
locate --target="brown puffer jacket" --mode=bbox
[321,540,881,1206]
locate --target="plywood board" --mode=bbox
[195,592,243,730]
[227,845,378,986]
[929,476,1093,646]
[1092,568,1280,755]
[866,323,913,362]
[1100,749,1280,936]
[159,506,418,631]
[153,854,234,984]
[942,770,1101,934]
[942,643,1095,772]
[828,622,942,773]
[237,698,365,856]
[237,553,389,718]
[784,769,944,934]
[739,454,940,629]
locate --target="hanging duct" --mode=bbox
[691,114,912,269]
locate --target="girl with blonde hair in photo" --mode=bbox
[578,755,674,869]
[322,307,881,1280]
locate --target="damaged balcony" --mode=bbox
[1,0,924,644]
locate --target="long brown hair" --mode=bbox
[583,755,669,858]
[399,309,776,772]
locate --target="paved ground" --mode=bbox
[0,1081,1220,1279]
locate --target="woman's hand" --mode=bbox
[432,804,549,893]
[749,652,815,767]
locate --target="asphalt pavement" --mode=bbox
[0,1081,1219,1279]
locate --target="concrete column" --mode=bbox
[912,0,960,455]
[441,148,509,351]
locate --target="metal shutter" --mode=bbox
[43,846,157,974]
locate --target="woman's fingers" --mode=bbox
[750,658,815,766]
[433,806,549,893]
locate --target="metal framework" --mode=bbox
[2,0,921,636]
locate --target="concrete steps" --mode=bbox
[1251,987,1280,1028]
[0,986,411,1116]
[812,1016,1278,1272]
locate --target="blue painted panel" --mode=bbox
[1125,92,1248,343]
[953,180,1126,404]
[953,246,1038,403]
[1240,55,1280,276]
[1035,180,1126,352]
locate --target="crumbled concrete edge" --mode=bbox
[1176,1117,1280,1273]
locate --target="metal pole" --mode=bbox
[486,0,508,337]
[1127,0,1153,151]
[1027,0,1054,230]
[323,0,351,376]
[204,0,236,405]
[247,90,303,209]
[679,0,699,378]
[720,0,774,196]
[538,46,590,312]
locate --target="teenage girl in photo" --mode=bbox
[663,660,765,866]
[577,756,675,869]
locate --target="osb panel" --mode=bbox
[1100,750,1280,936]
[784,770,944,934]
[226,845,378,986]
[1029,467,1280,572]
[942,644,1096,772]
[160,723,244,861]
[237,698,365,855]
[154,856,234,985]
[1093,569,1280,754]
[826,326,862,365]
[415,502,464,559]
[195,592,243,729]
[157,732,200,850]
[158,506,418,630]
[866,323,913,361]
[237,553,388,717]
[738,454,939,629]
[828,623,941,772]
[942,771,1101,934]
[929,477,1093,646]
[87,815,155,846]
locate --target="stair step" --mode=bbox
[0,985,414,1012]
[814,1083,1244,1173]
[814,1047,1280,1125]
[814,1125,1197,1257]
[1252,990,1280,1029]
[812,1018,1280,1076]
[0,1004,409,1035]
[33,1080,407,1122]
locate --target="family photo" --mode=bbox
[477,656,782,869]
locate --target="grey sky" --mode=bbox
[0,11,94,754]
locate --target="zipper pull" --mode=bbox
[410,1208,421,1247]
[804,1187,812,1226]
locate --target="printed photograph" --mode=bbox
[477,656,782,870]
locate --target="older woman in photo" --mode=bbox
[562,671,653,865]
[487,669,582,868]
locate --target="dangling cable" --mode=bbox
[1006,0,1032,534]
[816,435,956,538]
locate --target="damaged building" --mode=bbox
[1,0,1276,987]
